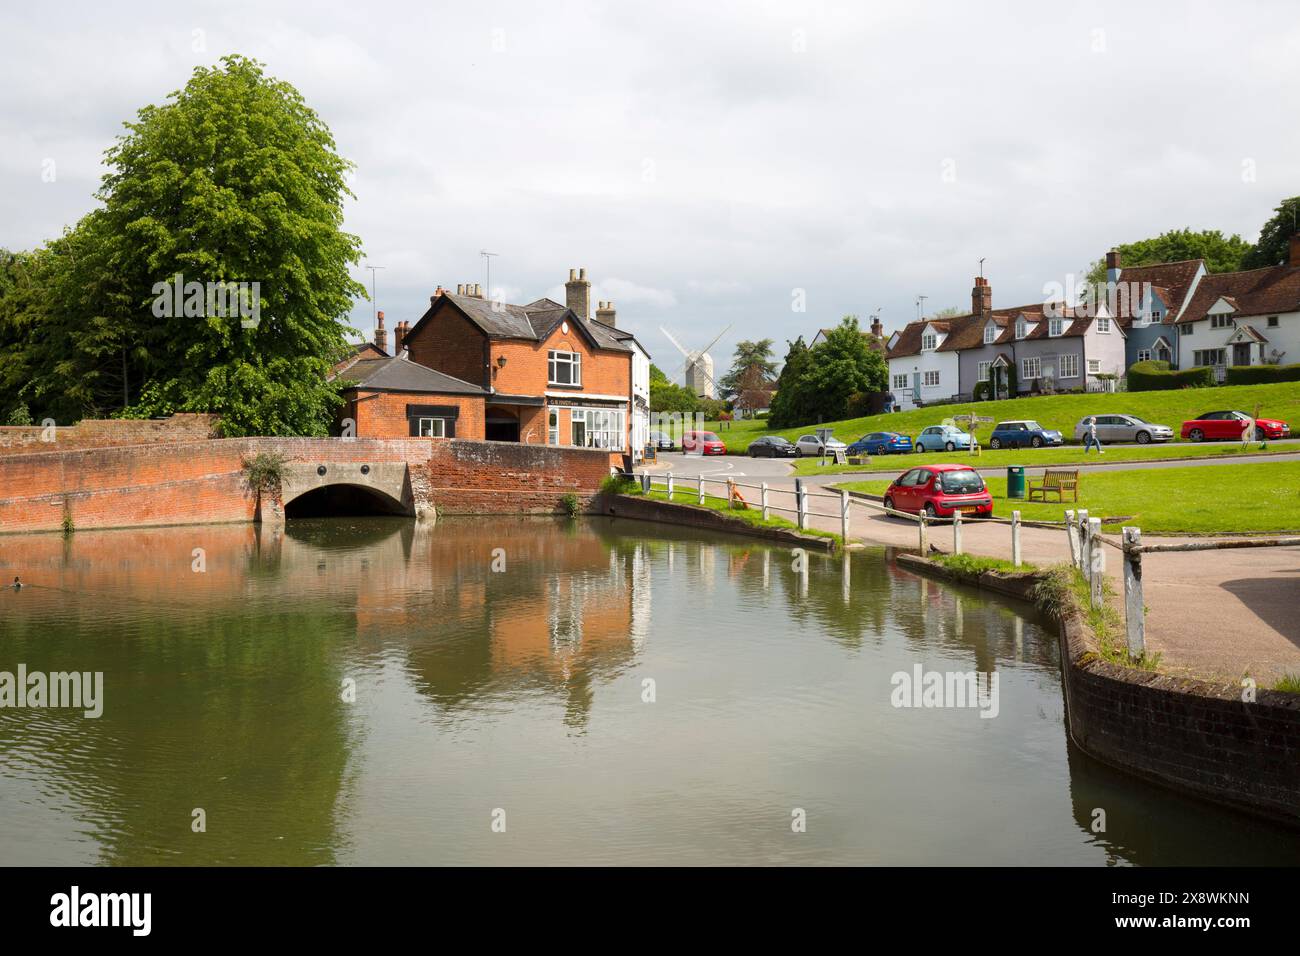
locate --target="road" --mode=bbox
[640,450,1300,684]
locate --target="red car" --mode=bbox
[1181,410,1290,442]
[883,464,994,519]
[682,430,727,455]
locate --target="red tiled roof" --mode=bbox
[1176,263,1300,325]
[1113,259,1204,324]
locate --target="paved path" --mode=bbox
[642,454,1300,685]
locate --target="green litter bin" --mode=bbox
[1007,466,1026,500]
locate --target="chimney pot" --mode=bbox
[374,310,388,353]
[565,266,592,319]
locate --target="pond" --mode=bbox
[0,516,1296,865]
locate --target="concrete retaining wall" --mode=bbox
[604,494,835,550]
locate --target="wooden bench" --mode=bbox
[1028,468,1079,502]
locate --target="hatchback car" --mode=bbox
[847,432,913,455]
[883,464,994,519]
[682,430,727,455]
[648,430,675,451]
[748,435,797,458]
[988,420,1064,449]
[1072,414,1173,445]
[1181,410,1291,442]
[914,424,973,453]
[794,434,847,457]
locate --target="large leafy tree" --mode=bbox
[768,320,887,428]
[648,363,699,414]
[53,55,362,435]
[1242,196,1300,269]
[717,338,776,399]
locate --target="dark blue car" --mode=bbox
[847,431,913,455]
[988,420,1065,450]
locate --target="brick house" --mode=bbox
[337,269,644,466]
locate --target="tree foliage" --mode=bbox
[648,363,699,414]
[767,319,887,428]
[1242,196,1300,269]
[1084,227,1254,287]
[717,338,776,399]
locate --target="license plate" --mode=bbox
[960,506,979,514]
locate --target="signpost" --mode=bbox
[953,414,994,455]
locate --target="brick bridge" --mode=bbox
[0,436,612,535]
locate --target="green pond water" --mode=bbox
[0,516,1296,865]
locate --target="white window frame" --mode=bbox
[1209,313,1234,329]
[1137,349,1152,363]
[567,407,625,450]
[1021,356,1040,379]
[921,332,937,351]
[1096,317,1111,333]
[548,349,582,386]
[417,417,448,437]
[1150,310,1163,323]
[1048,318,1063,337]
[1059,353,1079,378]
[892,373,908,390]
[1015,319,1027,340]
[548,407,559,445]
[922,369,940,388]
[1087,359,1101,374]
[983,324,997,344]
[977,360,991,382]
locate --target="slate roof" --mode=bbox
[1176,263,1300,325]
[408,293,632,352]
[335,357,487,395]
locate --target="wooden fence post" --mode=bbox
[1011,510,1022,567]
[667,472,674,501]
[918,513,928,554]
[1088,517,1103,608]
[1122,526,1145,659]
[641,473,651,493]
[952,510,963,554]
[698,474,706,505]
[761,482,770,521]
[1077,509,1090,576]
[840,489,851,544]
[1065,509,1079,569]
[795,478,807,530]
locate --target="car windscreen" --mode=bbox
[939,470,985,494]
[701,432,720,441]
[1023,421,1043,431]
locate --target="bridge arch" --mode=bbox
[278,461,417,519]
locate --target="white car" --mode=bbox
[794,434,847,458]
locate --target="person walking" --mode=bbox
[1083,416,1104,454]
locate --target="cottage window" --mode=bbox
[984,324,997,344]
[977,360,991,382]
[1021,356,1040,379]
[1137,349,1151,363]
[1268,315,1279,327]
[1048,318,1063,337]
[1059,354,1079,378]
[921,332,937,351]
[1209,313,1234,329]
[1150,310,1163,322]
[1096,317,1111,333]
[923,370,940,387]
[1180,323,1194,335]
[548,350,582,386]
[1015,319,1027,340]
[892,373,908,390]
[417,417,448,438]
[1087,359,1101,374]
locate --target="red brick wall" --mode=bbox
[404,306,488,388]
[0,436,611,533]
[343,390,486,440]
[0,413,219,456]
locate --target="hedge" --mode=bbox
[1127,360,1216,391]
[1225,363,1300,385]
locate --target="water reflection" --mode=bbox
[0,517,1296,865]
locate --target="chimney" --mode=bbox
[434,285,447,297]
[971,276,992,318]
[374,310,388,353]
[595,299,617,327]
[394,320,408,355]
[565,267,591,319]
[1105,249,1122,284]
[870,315,883,338]
[474,283,484,298]
[1290,234,1300,267]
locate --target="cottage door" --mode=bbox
[1233,342,1251,366]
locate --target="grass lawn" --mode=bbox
[836,460,1300,534]
[627,487,840,543]
[696,380,1300,454]
[787,439,1300,477]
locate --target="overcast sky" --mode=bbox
[2,1,1297,381]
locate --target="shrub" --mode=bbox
[6,403,33,426]
[559,492,581,517]
[1225,363,1300,385]
[972,381,990,402]
[242,451,287,495]
[600,473,638,495]
[1127,359,1215,391]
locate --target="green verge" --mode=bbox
[696,380,1300,453]
[623,486,840,544]
[930,553,1036,575]
[1033,564,1160,672]
[837,460,1300,534]
[787,439,1298,477]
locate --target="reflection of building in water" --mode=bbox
[629,543,651,652]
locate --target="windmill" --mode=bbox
[660,324,731,398]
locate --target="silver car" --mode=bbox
[794,434,847,457]
[1072,414,1174,445]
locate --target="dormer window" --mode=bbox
[1048,318,1063,337]
[921,332,937,350]
[1096,317,1111,333]
[1015,318,1027,340]
[983,323,997,345]
[1151,310,1163,323]
[1209,313,1234,329]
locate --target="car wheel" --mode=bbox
[795,448,803,458]
[1031,436,1043,448]
[914,443,924,453]
[1136,431,1151,445]
[1255,426,1267,441]
[1189,428,1204,442]
[945,441,955,451]
[990,438,1002,450]
[924,502,938,518]
[883,495,895,513]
